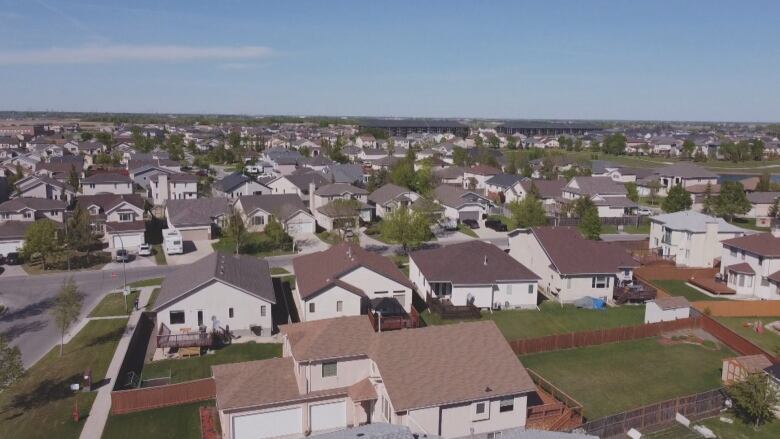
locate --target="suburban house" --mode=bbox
[129,163,182,190]
[367,184,421,219]
[13,174,76,202]
[148,172,199,205]
[213,172,271,198]
[267,171,330,201]
[746,192,780,227]
[292,243,413,322]
[638,163,719,197]
[154,252,277,342]
[508,227,638,303]
[463,165,500,191]
[0,220,35,257]
[322,164,367,186]
[311,183,372,231]
[484,174,525,203]
[166,197,231,241]
[649,210,748,268]
[212,317,536,439]
[76,194,146,252]
[410,241,540,309]
[234,194,316,236]
[432,184,492,224]
[719,225,780,299]
[434,166,466,185]
[0,197,67,223]
[562,176,636,218]
[80,172,134,196]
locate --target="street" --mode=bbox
[0,265,176,367]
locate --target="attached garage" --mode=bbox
[285,212,316,236]
[458,210,480,222]
[179,227,211,242]
[309,400,347,433]
[0,239,23,256]
[232,407,302,439]
[111,233,144,252]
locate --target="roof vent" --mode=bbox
[485,386,493,392]
[483,255,488,266]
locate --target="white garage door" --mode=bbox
[233,407,302,439]
[286,215,315,236]
[310,400,346,433]
[0,239,23,256]
[112,233,144,252]
[458,210,480,222]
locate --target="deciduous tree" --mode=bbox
[662,183,692,213]
[715,181,751,221]
[579,204,601,240]
[22,220,61,270]
[508,195,547,229]
[728,372,779,428]
[381,208,432,253]
[0,335,23,391]
[224,207,247,255]
[51,277,83,356]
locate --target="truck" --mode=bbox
[163,229,184,255]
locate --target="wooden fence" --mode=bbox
[509,318,698,355]
[579,388,727,438]
[635,266,718,282]
[692,300,780,317]
[110,378,216,415]
[695,310,779,363]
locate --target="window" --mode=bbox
[309,302,315,313]
[528,284,534,294]
[261,305,266,317]
[499,398,514,413]
[473,401,489,420]
[336,301,343,312]
[252,215,265,226]
[592,276,608,289]
[118,212,133,222]
[229,308,234,318]
[322,361,337,378]
[476,403,486,414]
[169,311,185,324]
[23,212,32,219]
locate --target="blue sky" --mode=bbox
[1,0,779,121]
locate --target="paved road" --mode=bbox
[0,265,176,367]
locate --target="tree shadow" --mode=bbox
[0,319,48,342]
[81,326,125,349]
[7,373,82,412]
[0,298,56,323]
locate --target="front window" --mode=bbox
[169,311,185,324]
[592,276,609,289]
[322,361,337,378]
[309,302,315,313]
[252,216,265,226]
[499,398,514,413]
[119,212,133,222]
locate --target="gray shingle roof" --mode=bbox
[649,210,747,234]
[368,184,416,206]
[238,194,309,221]
[213,172,250,193]
[485,173,523,189]
[0,197,67,213]
[314,183,368,197]
[656,163,718,179]
[166,198,230,228]
[567,176,627,196]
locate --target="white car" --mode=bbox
[637,208,653,216]
[138,243,152,256]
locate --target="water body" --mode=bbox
[718,174,780,183]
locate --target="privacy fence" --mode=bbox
[111,378,216,415]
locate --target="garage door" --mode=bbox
[112,234,144,252]
[286,218,314,236]
[0,239,23,256]
[310,400,346,433]
[458,210,480,221]
[180,228,210,242]
[233,407,302,439]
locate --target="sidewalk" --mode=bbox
[79,286,155,439]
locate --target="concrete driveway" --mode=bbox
[294,233,328,254]
[102,255,157,272]
[166,240,215,265]
[475,226,508,240]
[0,264,27,277]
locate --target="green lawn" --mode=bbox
[316,231,342,245]
[142,342,282,383]
[146,288,161,309]
[152,244,167,265]
[422,301,645,340]
[716,316,780,353]
[458,223,478,237]
[103,400,213,439]
[89,290,140,317]
[0,318,128,439]
[212,232,293,256]
[652,280,729,302]
[520,338,733,419]
[128,278,164,288]
[727,217,770,232]
[699,414,780,439]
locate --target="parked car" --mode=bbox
[637,207,653,216]
[485,219,508,232]
[4,252,20,265]
[438,219,459,231]
[138,243,152,256]
[115,249,130,263]
[461,219,480,229]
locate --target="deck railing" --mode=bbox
[156,324,213,349]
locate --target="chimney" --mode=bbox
[158,173,169,202]
[308,181,316,213]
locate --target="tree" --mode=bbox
[80,132,93,141]
[624,182,639,202]
[508,196,547,229]
[602,133,626,155]
[51,277,83,356]
[67,204,99,255]
[648,179,662,205]
[390,160,416,190]
[727,372,779,428]
[414,162,435,196]
[702,182,715,215]
[21,220,61,270]
[715,181,751,221]
[682,139,696,158]
[327,199,362,237]
[265,217,292,250]
[381,208,432,253]
[452,147,471,167]
[579,204,601,240]
[68,165,80,192]
[757,172,772,192]
[224,207,247,255]
[0,335,23,391]
[770,198,780,218]
[573,196,596,218]
[367,169,390,193]
[662,183,692,213]
[95,131,113,146]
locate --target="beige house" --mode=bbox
[80,172,134,196]
[212,317,536,439]
[719,226,780,299]
[233,194,316,236]
[0,197,67,223]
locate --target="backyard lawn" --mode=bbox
[102,400,213,439]
[600,223,651,234]
[652,280,728,302]
[212,232,293,256]
[89,290,140,317]
[520,338,733,419]
[716,316,780,353]
[142,342,281,383]
[0,318,128,439]
[647,415,780,439]
[421,301,645,340]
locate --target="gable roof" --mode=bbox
[485,173,524,189]
[411,241,539,285]
[721,232,780,257]
[649,210,746,234]
[274,170,330,191]
[314,183,368,197]
[525,227,638,275]
[213,172,250,193]
[0,220,35,239]
[656,162,718,179]
[368,183,416,206]
[153,252,275,311]
[81,172,132,184]
[519,179,567,199]
[465,164,500,176]
[433,184,487,208]
[166,197,230,228]
[292,243,412,300]
[75,193,145,213]
[280,315,376,362]
[0,197,67,213]
[567,176,626,196]
[238,194,310,221]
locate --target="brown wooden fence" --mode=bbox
[695,310,779,363]
[635,266,718,282]
[111,378,216,415]
[579,388,727,438]
[509,318,698,355]
[692,300,780,316]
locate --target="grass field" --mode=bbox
[727,217,771,232]
[652,280,729,302]
[102,400,213,439]
[457,223,478,237]
[0,318,128,439]
[128,278,164,288]
[716,316,780,353]
[648,415,780,439]
[89,290,140,317]
[141,342,281,383]
[421,301,645,340]
[520,338,733,419]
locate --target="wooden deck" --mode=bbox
[689,277,735,295]
[613,280,657,304]
[525,370,584,431]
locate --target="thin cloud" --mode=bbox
[0,44,274,65]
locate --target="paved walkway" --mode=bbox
[79,286,155,439]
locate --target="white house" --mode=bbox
[367,184,421,219]
[233,194,316,236]
[292,243,413,322]
[77,194,147,253]
[13,174,76,203]
[80,172,134,196]
[149,173,199,205]
[719,225,780,299]
[213,172,270,198]
[508,227,638,303]
[0,197,67,223]
[644,297,690,324]
[310,183,372,231]
[432,184,492,224]
[562,176,636,218]
[462,165,500,192]
[153,252,276,337]
[649,210,748,268]
[0,220,33,257]
[410,241,540,309]
[267,171,329,201]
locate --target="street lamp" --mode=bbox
[104,223,129,312]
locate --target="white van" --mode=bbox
[163,229,184,255]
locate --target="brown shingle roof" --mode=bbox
[652,296,690,310]
[410,241,539,285]
[292,243,412,300]
[280,315,376,362]
[213,357,301,410]
[528,227,638,275]
[727,262,755,275]
[732,354,773,373]
[465,164,500,176]
[722,233,780,258]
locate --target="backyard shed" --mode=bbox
[644,296,690,324]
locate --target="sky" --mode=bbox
[1,0,779,122]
